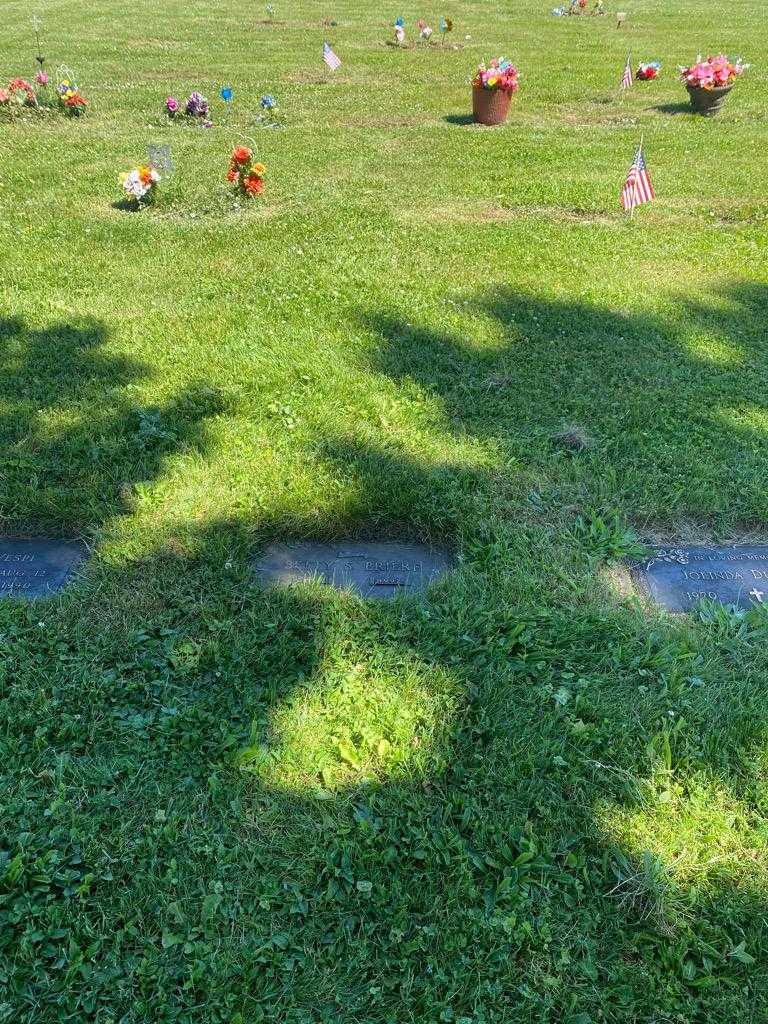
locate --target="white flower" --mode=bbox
[122,170,148,198]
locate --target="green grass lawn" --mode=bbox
[2,0,768,1019]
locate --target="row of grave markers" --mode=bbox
[6,536,768,613]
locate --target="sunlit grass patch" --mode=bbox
[238,648,461,793]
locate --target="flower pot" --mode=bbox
[472,86,513,126]
[686,83,732,116]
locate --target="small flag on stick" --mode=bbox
[620,54,633,90]
[323,41,341,71]
[621,143,654,214]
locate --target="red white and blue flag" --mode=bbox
[323,42,341,71]
[621,55,633,89]
[621,144,655,212]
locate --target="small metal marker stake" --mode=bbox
[31,15,45,69]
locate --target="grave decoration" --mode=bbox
[120,163,161,207]
[57,69,88,116]
[680,54,749,116]
[227,146,266,197]
[165,90,213,127]
[393,17,406,45]
[31,15,46,72]
[0,78,40,118]
[472,58,520,126]
[636,61,661,81]
[439,16,453,42]
[147,143,173,179]
[257,93,280,126]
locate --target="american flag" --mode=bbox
[621,144,655,213]
[323,42,341,71]
[620,55,633,90]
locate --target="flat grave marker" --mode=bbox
[255,541,455,601]
[629,545,768,612]
[0,538,87,599]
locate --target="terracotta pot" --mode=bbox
[686,83,732,116]
[472,86,513,126]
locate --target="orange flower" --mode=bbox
[232,146,252,165]
[243,174,265,195]
[139,166,153,185]
[226,168,238,182]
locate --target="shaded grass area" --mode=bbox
[2,0,768,1021]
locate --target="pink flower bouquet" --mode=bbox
[680,54,748,91]
[473,58,519,92]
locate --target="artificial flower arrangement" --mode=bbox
[57,75,88,116]
[417,18,433,41]
[165,91,213,127]
[679,54,748,91]
[119,163,161,207]
[636,61,661,81]
[256,93,280,126]
[0,78,39,117]
[393,17,406,45]
[227,146,266,197]
[473,58,520,92]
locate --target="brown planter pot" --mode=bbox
[686,83,732,116]
[472,86,513,126]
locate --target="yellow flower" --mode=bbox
[252,163,266,175]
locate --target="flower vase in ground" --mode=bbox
[680,54,749,116]
[471,58,519,125]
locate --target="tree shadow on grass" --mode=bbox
[0,315,225,534]
[4,287,768,1021]
[360,281,768,531]
[13,509,767,1022]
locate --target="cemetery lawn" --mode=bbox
[3,0,768,1020]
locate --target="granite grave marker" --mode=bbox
[629,545,768,612]
[0,538,87,598]
[255,542,454,600]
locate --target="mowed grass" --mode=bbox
[2,0,768,1020]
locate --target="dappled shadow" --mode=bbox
[0,315,225,532]
[3,286,768,1019]
[360,281,768,530]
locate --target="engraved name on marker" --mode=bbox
[255,542,454,600]
[629,545,768,612]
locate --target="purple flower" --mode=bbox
[165,96,179,115]
[186,91,209,117]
